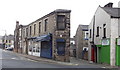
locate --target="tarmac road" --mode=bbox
[0,49,114,70]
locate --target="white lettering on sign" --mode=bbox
[102,39,109,45]
[117,38,120,45]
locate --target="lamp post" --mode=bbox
[2,30,7,49]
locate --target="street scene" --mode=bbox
[0,0,120,70]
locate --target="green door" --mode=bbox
[116,38,120,66]
[97,38,110,64]
[98,45,110,64]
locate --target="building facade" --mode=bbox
[118,1,120,8]
[0,36,3,48]
[14,21,26,53]
[14,9,71,62]
[75,25,89,60]
[70,38,76,57]
[2,34,14,49]
[88,3,120,66]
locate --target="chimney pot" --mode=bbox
[104,2,113,8]
[16,21,19,24]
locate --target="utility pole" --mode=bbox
[5,30,7,48]
[2,30,7,49]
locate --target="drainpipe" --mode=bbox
[91,15,95,62]
[93,16,95,45]
[4,30,7,48]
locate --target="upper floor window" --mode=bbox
[84,32,89,40]
[90,29,92,38]
[39,22,41,33]
[2,40,4,43]
[57,15,66,30]
[23,29,25,37]
[26,28,28,36]
[6,40,7,43]
[103,24,106,38]
[45,19,48,32]
[9,40,11,43]
[96,26,99,37]
[34,24,36,35]
[19,29,21,36]
[29,26,32,36]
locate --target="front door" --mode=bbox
[91,45,97,63]
[41,41,52,59]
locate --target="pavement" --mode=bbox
[14,52,79,66]
[70,57,119,68]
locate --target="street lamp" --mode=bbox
[2,30,7,48]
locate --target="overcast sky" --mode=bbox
[0,0,119,37]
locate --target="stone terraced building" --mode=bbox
[14,9,71,62]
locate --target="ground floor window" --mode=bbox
[56,39,66,56]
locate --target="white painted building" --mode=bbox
[88,3,120,66]
[119,1,120,8]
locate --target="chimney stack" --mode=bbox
[16,21,19,24]
[104,2,113,8]
[16,21,19,29]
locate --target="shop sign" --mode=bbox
[117,38,120,45]
[102,39,110,45]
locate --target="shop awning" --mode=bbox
[56,39,65,42]
[27,37,37,40]
[36,35,51,42]
[28,33,52,42]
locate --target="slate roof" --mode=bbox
[102,7,120,18]
[79,25,89,31]
[29,9,71,25]
[2,35,14,40]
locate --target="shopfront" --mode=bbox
[28,33,52,58]
[97,38,110,64]
[116,38,120,66]
[36,34,52,59]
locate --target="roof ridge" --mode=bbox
[101,7,120,18]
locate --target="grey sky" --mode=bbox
[0,0,119,37]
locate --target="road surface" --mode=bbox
[0,49,112,70]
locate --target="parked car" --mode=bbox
[5,45,14,51]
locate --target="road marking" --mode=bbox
[3,50,7,52]
[102,67,106,68]
[56,62,79,66]
[11,58,16,59]
[27,59,38,62]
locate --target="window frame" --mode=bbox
[29,26,32,36]
[39,22,41,33]
[96,26,99,37]
[103,24,106,38]
[45,19,48,32]
[57,15,66,30]
[90,29,92,38]
[34,24,36,35]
